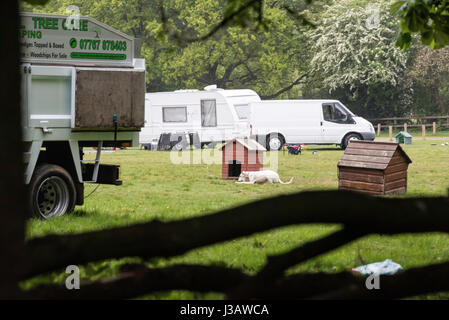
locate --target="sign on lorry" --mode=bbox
[20,12,134,67]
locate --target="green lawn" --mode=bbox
[25,140,449,299]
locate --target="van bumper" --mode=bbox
[361,132,375,141]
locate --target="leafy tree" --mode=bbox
[22,0,318,97]
[19,0,449,114]
[393,0,449,49]
[149,0,316,97]
[408,45,449,115]
[310,1,408,92]
[304,0,413,117]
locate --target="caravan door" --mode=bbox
[201,99,217,143]
[201,99,233,143]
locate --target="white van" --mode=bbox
[249,100,375,150]
[139,86,260,150]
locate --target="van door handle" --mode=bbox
[320,121,323,126]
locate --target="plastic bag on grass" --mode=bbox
[351,259,403,275]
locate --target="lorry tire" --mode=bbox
[266,134,284,151]
[341,133,362,150]
[28,164,77,219]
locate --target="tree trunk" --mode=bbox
[431,84,443,114]
[0,0,25,298]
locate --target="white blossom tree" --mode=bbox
[310,0,409,93]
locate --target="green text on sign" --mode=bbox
[70,52,127,60]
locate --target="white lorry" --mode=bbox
[139,85,261,150]
[20,13,145,219]
[249,100,375,150]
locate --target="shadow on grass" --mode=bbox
[304,147,342,151]
[71,209,94,217]
[26,209,102,221]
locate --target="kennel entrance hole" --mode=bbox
[228,161,242,178]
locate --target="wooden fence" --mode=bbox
[367,115,449,139]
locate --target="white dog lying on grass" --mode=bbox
[236,170,294,185]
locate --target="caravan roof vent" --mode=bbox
[204,85,223,91]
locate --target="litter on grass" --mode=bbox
[351,259,403,275]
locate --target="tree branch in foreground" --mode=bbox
[239,262,449,299]
[24,191,449,280]
[20,264,250,300]
[228,228,363,299]
[160,0,264,43]
[20,262,449,300]
[24,191,449,278]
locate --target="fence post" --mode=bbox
[403,123,408,132]
[433,122,436,135]
[389,126,393,141]
[422,125,426,140]
[377,123,381,136]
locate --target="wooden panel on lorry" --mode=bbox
[75,69,145,128]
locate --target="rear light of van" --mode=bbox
[250,124,253,136]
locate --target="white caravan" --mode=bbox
[139,86,261,150]
[249,100,375,150]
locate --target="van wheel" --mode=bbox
[342,133,361,150]
[28,164,76,219]
[267,134,284,151]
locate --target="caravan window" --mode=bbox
[163,107,187,123]
[234,104,250,119]
[201,100,217,127]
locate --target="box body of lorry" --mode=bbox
[139,87,260,150]
[249,100,375,150]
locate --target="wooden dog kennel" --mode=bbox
[338,141,412,195]
[222,138,266,179]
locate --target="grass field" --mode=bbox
[25,139,449,299]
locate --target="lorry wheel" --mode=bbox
[267,134,284,151]
[28,164,76,219]
[342,133,361,150]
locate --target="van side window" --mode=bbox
[163,106,187,123]
[322,104,333,121]
[201,99,217,127]
[322,103,349,124]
